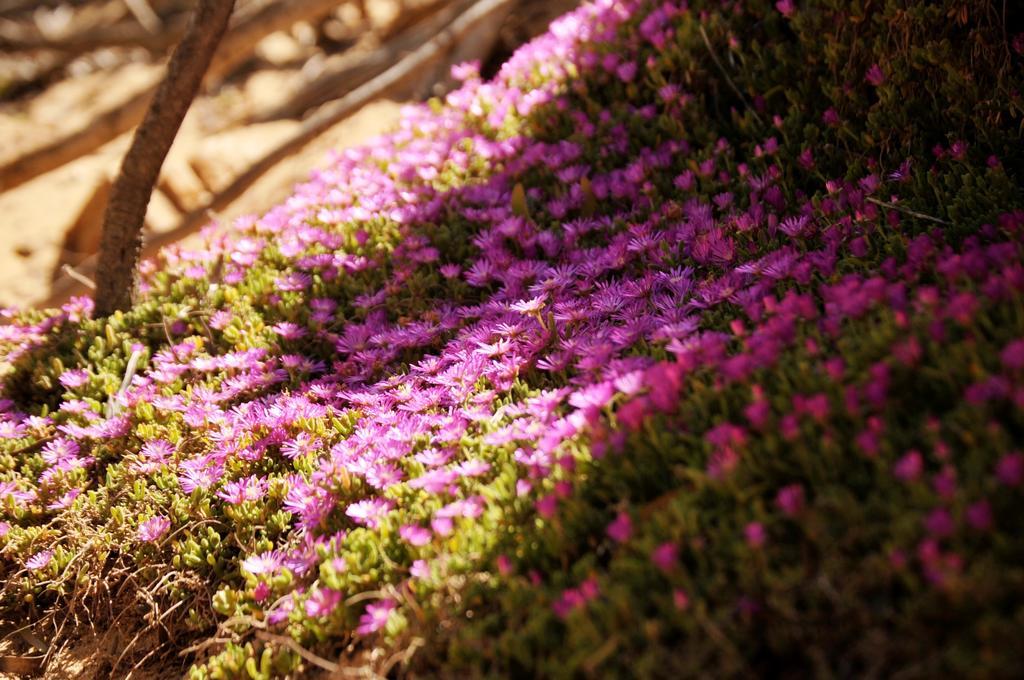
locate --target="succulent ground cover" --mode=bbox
[2,0,1024,677]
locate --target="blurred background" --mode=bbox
[0,0,577,310]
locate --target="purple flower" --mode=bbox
[266,593,295,625]
[216,476,268,505]
[616,61,637,83]
[536,494,558,518]
[242,550,283,575]
[141,439,174,462]
[253,582,271,602]
[46,488,81,511]
[606,511,633,543]
[924,508,955,538]
[357,599,396,635]
[304,587,342,618]
[345,498,395,529]
[965,500,993,531]
[410,560,430,580]
[409,469,459,494]
[865,63,885,87]
[553,587,586,619]
[775,484,805,517]
[893,450,923,483]
[651,542,679,572]
[399,524,432,546]
[26,549,54,571]
[275,272,311,292]
[58,369,90,389]
[1001,339,1024,370]
[995,453,1024,487]
[452,459,491,478]
[450,60,480,82]
[440,264,462,279]
[271,322,307,341]
[510,295,547,315]
[744,522,766,548]
[178,458,223,493]
[137,515,171,543]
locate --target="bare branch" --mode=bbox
[93,0,236,316]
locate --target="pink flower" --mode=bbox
[646,362,684,412]
[995,453,1024,486]
[865,63,885,87]
[304,587,341,618]
[141,439,174,463]
[275,272,311,292]
[409,468,459,494]
[253,582,271,603]
[58,369,89,389]
[797,148,815,169]
[510,295,547,315]
[216,476,268,505]
[1001,339,1024,370]
[440,264,462,279]
[606,511,633,543]
[357,599,396,635]
[800,393,830,422]
[651,542,679,572]
[931,466,957,500]
[893,450,923,483]
[242,550,283,575]
[579,576,599,601]
[271,322,307,341]
[453,459,491,478]
[345,498,394,529]
[965,500,993,531]
[775,484,805,517]
[775,0,795,17]
[399,524,432,546]
[46,488,81,511]
[673,589,690,610]
[431,516,454,536]
[410,560,430,580]
[137,515,171,543]
[536,494,558,519]
[744,522,766,548]
[616,61,638,83]
[450,60,480,82]
[744,398,770,429]
[26,549,54,571]
[553,588,586,619]
[924,508,955,538]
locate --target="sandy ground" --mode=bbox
[0,41,405,311]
